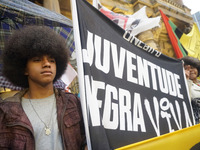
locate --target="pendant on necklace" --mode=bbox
[45,127,51,135]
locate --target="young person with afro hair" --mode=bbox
[0,26,87,150]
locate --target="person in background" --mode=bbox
[181,56,200,99]
[0,25,86,150]
[181,56,200,124]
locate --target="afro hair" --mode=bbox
[2,25,69,88]
[181,56,200,76]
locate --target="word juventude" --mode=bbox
[81,30,193,136]
[83,30,183,99]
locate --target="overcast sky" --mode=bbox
[182,0,200,14]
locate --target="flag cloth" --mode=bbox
[61,63,77,87]
[180,23,200,60]
[72,0,194,149]
[160,10,187,58]
[99,5,160,36]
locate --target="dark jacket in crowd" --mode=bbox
[0,89,86,150]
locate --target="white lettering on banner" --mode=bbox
[144,97,160,136]
[183,102,193,127]
[123,31,162,57]
[119,88,132,131]
[137,56,150,88]
[157,66,169,94]
[148,61,158,90]
[84,76,193,135]
[133,93,146,132]
[170,101,182,129]
[95,35,110,74]
[83,31,94,65]
[174,74,184,99]
[160,98,174,133]
[102,84,118,129]
[126,50,138,84]
[82,30,184,99]
[111,43,126,79]
[85,76,103,126]
[82,30,193,136]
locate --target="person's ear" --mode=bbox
[24,68,28,75]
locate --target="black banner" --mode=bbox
[75,0,194,149]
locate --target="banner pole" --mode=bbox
[70,0,92,149]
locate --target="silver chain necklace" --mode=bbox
[28,94,55,136]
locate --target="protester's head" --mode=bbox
[181,56,200,80]
[3,25,69,88]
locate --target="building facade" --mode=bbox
[30,0,194,58]
[95,0,194,58]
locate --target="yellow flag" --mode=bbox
[180,23,200,59]
[116,124,200,150]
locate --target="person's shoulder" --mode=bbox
[187,79,193,86]
[56,88,79,101]
[0,91,18,101]
[64,91,79,102]
[0,90,26,103]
